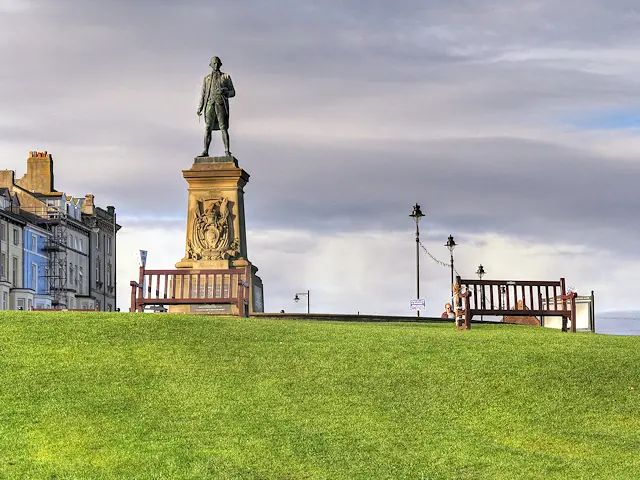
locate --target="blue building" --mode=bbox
[23,224,52,308]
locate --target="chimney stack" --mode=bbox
[16,151,55,194]
[82,194,96,215]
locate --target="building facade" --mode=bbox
[0,151,121,311]
[23,223,53,309]
[82,198,118,312]
[0,204,28,310]
[66,215,92,309]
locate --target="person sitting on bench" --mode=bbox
[441,303,455,319]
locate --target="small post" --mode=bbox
[590,290,596,332]
[560,278,567,332]
[138,266,145,299]
[464,291,471,330]
[571,292,577,333]
[129,281,138,312]
[244,266,251,317]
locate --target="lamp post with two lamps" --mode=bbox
[293,290,310,314]
[409,203,425,317]
[476,264,485,322]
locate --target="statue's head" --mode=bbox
[210,56,222,69]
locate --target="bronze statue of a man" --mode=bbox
[197,56,235,157]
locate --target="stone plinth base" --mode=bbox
[173,154,264,314]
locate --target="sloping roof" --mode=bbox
[0,209,27,225]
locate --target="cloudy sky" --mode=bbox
[1,0,640,317]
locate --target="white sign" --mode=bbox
[138,250,148,268]
[410,299,426,311]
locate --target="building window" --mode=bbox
[106,236,112,255]
[69,264,74,287]
[79,238,84,253]
[96,232,101,250]
[31,234,37,251]
[79,267,84,293]
[12,256,18,286]
[0,223,5,241]
[1,252,5,280]
[27,299,32,310]
[107,264,112,287]
[96,260,101,287]
[68,234,73,247]
[13,228,19,246]
[31,263,37,291]
[17,298,25,310]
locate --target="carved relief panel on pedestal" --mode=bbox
[186,194,240,261]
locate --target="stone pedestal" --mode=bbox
[171,155,264,314]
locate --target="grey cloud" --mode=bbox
[238,136,640,250]
[2,1,640,264]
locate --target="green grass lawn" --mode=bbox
[0,312,638,479]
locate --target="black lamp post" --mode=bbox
[476,264,485,321]
[445,235,456,289]
[409,203,425,317]
[294,290,310,314]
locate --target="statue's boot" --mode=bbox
[199,129,212,157]
[222,130,231,156]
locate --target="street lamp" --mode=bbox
[409,203,425,317]
[476,264,486,321]
[294,290,310,314]
[445,234,456,290]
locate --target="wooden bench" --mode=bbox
[455,275,577,332]
[129,266,250,316]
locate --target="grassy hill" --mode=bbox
[0,312,638,479]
